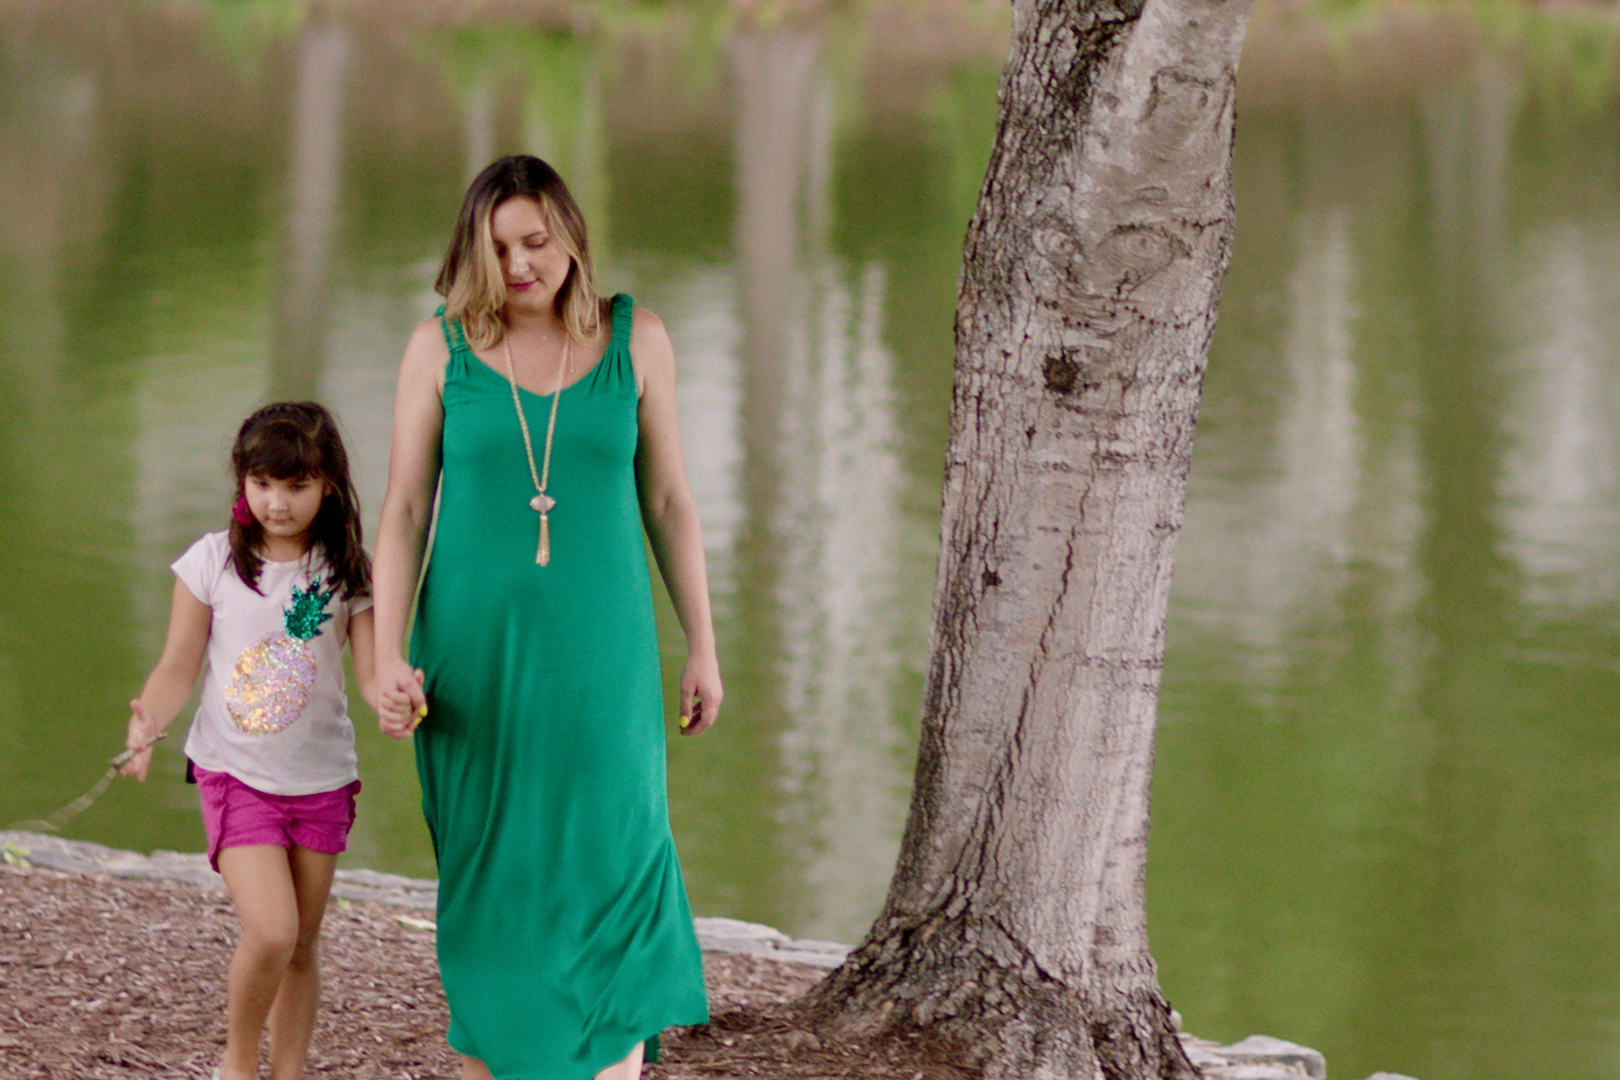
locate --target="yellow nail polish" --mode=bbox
[418,704,429,717]
[679,715,691,729]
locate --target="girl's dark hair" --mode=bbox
[229,402,370,600]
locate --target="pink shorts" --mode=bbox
[194,766,361,872]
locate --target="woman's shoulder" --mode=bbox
[397,313,454,398]
[405,314,453,363]
[619,303,677,400]
[625,304,670,352]
[625,301,664,335]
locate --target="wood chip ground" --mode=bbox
[0,864,976,1079]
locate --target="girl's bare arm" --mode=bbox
[122,579,212,781]
[347,607,378,714]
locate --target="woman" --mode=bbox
[372,156,720,1080]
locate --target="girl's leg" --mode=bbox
[595,1042,644,1080]
[217,845,302,1080]
[266,844,338,1080]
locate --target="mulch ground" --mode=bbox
[0,864,976,1079]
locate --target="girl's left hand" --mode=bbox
[678,653,722,736]
[121,700,158,781]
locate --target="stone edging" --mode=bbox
[0,831,849,968]
[0,831,1415,1080]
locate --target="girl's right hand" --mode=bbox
[121,700,157,781]
[376,659,427,739]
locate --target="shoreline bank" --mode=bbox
[0,831,1403,1080]
[1,830,850,970]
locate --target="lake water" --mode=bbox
[2,3,1618,1079]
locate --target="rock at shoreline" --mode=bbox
[689,915,851,969]
[1182,1033,1328,1080]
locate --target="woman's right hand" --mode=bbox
[121,700,157,781]
[376,657,427,739]
[372,316,446,742]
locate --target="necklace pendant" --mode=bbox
[530,494,556,513]
[537,513,551,566]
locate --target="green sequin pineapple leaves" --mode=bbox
[226,575,339,735]
[284,577,338,641]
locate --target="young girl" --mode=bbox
[121,401,377,1080]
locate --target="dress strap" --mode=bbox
[609,294,634,348]
[434,304,471,356]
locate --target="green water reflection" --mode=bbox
[1153,15,1620,1080]
[2,4,1618,1080]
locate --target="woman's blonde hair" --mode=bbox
[436,156,603,350]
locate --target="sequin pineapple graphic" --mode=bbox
[226,576,337,735]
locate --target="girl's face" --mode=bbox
[243,473,326,549]
[490,196,574,317]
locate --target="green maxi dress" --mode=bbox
[411,295,709,1079]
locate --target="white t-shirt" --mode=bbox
[174,531,371,796]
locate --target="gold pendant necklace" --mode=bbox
[503,332,571,566]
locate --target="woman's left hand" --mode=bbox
[632,306,723,739]
[678,653,722,736]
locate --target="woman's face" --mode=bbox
[490,195,574,317]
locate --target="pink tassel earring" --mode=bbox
[231,495,254,526]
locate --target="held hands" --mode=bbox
[377,658,427,739]
[120,700,159,781]
[678,653,722,737]
[379,652,713,735]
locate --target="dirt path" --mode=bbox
[0,863,973,1079]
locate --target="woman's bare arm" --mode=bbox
[631,307,722,735]
[371,316,448,737]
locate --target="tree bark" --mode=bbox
[804,0,1250,1077]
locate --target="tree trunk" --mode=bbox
[804,0,1250,1077]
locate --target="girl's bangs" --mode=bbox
[240,429,323,482]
